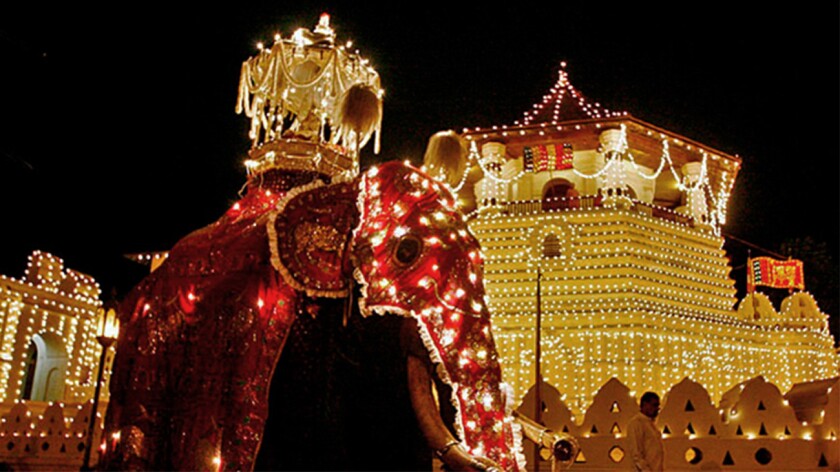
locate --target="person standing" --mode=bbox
[627,391,664,471]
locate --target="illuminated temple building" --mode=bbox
[438,65,840,469]
[450,65,838,412]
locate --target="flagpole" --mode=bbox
[748,250,759,316]
[534,264,543,470]
[747,249,753,294]
[787,256,794,296]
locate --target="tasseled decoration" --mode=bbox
[423,130,467,188]
[336,83,382,154]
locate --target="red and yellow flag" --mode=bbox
[747,257,804,292]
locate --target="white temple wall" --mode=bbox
[518,376,839,471]
[510,176,533,204]
[622,161,656,204]
[0,400,105,470]
[0,252,106,404]
[0,252,113,470]
[572,151,604,196]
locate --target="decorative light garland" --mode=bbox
[462,189,838,410]
[461,120,738,236]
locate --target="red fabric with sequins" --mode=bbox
[104,171,324,471]
[104,163,521,471]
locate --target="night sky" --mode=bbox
[1,4,837,331]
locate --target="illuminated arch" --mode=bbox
[19,332,68,402]
[527,223,576,263]
[541,178,578,211]
[543,234,562,258]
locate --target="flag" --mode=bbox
[747,257,804,292]
[536,145,548,171]
[523,146,534,171]
[523,143,574,172]
[559,143,574,169]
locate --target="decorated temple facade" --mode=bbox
[0,251,109,404]
[0,251,114,469]
[443,66,839,413]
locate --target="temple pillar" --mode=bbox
[572,151,604,196]
[598,129,632,208]
[680,162,711,228]
[475,142,508,211]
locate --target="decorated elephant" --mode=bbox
[100,15,588,472]
[102,155,524,471]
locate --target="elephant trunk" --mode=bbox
[408,351,500,472]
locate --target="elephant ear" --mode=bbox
[268,179,360,297]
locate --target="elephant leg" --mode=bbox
[253,297,351,471]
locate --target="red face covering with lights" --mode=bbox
[354,162,522,470]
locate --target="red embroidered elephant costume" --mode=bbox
[104,160,523,470]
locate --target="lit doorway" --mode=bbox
[20,333,68,402]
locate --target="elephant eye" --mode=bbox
[394,235,422,266]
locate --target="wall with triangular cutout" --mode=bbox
[659,377,725,438]
[578,378,637,439]
[514,375,839,470]
[719,376,801,439]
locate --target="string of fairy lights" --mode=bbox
[477,211,733,274]
[517,63,625,125]
[459,123,739,233]
[494,318,835,417]
[478,216,732,277]
[462,169,837,417]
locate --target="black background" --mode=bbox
[1,3,837,337]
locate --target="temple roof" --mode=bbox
[516,63,626,126]
[457,66,743,227]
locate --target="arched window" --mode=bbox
[542,179,577,211]
[543,234,562,258]
[21,340,38,400]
